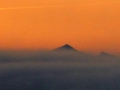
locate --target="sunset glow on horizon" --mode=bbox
[0,0,120,55]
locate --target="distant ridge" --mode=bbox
[54,44,77,51]
[98,52,118,58]
[100,52,114,56]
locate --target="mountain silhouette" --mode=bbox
[99,52,114,57]
[54,44,77,51]
[98,52,119,59]
[52,44,87,57]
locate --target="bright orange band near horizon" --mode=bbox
[0,0,120,55]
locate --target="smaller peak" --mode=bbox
[100,52,109,55]
[99,52,116,57]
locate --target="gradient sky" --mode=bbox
[0,0,120,55]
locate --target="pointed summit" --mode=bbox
[61,44,75,49]
[54,44,77,51]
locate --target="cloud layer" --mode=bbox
[0,50,120,90]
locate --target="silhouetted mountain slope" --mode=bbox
[95,52,120,61]
[100,52,114,56]
[44,44,92,61]
[54,44,77,51]
[99,52,117,58]
[53,44,86,56]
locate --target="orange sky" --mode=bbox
[0,0,120,55]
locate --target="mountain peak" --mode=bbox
[54,44,77,51]
[62,44,74,49]
[99,52,117,58]
[100,52,110,56]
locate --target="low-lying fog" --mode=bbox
[0,50,120,90]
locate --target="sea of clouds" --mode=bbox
[0,50,120,90]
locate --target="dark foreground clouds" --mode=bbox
[0,51,120,90]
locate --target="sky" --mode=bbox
[0,0,120,55]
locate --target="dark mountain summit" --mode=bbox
[51,44,87,59]
[54,44,77,51]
